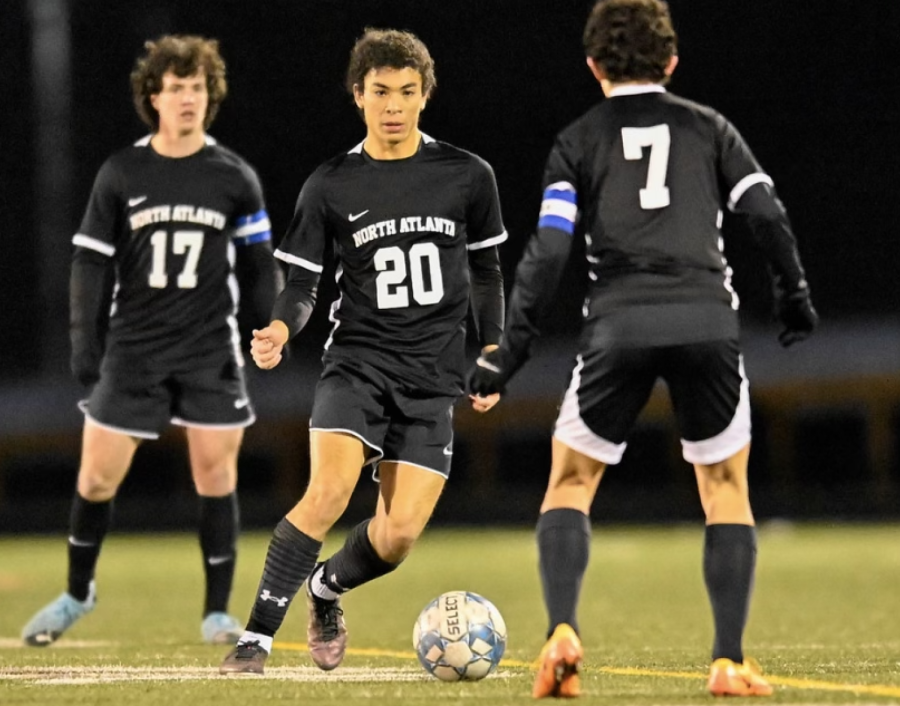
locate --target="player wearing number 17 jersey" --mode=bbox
[21,35,280,648]
[220,28,506,676]
[468,0,817,698]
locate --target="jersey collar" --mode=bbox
[348,132,435,155]
[608,84,666,97]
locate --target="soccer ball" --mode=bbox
[412,590,507,682]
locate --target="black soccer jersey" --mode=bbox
[73,135,272,370]
[540,85,771,310]
[275,134,507,395]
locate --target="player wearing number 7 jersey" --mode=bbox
[219,28,506,676]
[467,0,817,698]
[21,35,280,648]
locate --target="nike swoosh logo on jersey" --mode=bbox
[234,397,250,409]
[348,210,369,222]
[128,196,148,207]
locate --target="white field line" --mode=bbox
[0,638,114,649]
[0,665,432,685]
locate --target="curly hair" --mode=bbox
[130,35,228,130]
[583,0,677,84]
[345,28,436,97]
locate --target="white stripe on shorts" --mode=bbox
[681,356,752,464]
[553,355,628,464]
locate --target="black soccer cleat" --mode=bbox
[219,640,269,675]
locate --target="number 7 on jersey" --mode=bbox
[621,124,671,210]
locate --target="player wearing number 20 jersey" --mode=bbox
[274,133,507,396]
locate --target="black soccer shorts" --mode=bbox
[80,357,255,439]
[553,338,751,466]
[310,358,456,479]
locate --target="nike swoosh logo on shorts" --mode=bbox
[348,210,369,222]
[68,536,97,548]
[207,555,233,566]
[234,397,249,409]
[128,196,148,207]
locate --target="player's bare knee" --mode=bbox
[77,472,120,501]
[379,525,419,562]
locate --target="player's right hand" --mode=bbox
[776,290,818,347]
[250,322,289,369]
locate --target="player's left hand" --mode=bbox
[469,392,500,413]
[467,346,511,397]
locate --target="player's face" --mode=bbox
[354,67,428,155]
[150,69,209,136]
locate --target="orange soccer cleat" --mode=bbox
[532,623,584,699]
[708,657,773,697]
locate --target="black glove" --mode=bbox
[467,348,512,396]
[776,289,818,347]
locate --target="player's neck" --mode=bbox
[363,129,421,161]
[150,128,206,158]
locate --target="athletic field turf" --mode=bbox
[1,524,898,704]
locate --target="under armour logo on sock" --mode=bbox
[259,590,289,607]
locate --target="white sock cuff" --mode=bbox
[239,631,273,653]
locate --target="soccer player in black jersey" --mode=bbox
[470,0,817,698]
[219,28,506,675]
[21,36,280,647]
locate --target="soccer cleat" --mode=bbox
[306,582,348,671]
[201,612,244,645]
[532,623,583,699]
[708,657,774,696]
[219,640,269,675]
[21,582,97,647]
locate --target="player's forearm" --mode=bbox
[70,248,113,381]
[270,264,319,339]
[734,184,809,294]
[746,212,809,294]
[501,227,572,365]
[236,241,284,327]
[468,246,504,347]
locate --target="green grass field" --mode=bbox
[1,524,899,705]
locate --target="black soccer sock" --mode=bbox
[537,508,591,638]
[67,493,113,602]
[703,523,757,663]
[245,518,322,637]
[320,519,401,594]
[198,493,239,616]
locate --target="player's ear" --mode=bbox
[353,83,364,109]
[664,54,679,77]
[586,57,606,84]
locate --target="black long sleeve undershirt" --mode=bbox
[270,264,319,340]
[69,247,114,386]
[468,245,504,348]
[735,183,809,295]
[501,227,574,372]
[234,240,283,334]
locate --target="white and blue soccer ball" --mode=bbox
[412,590,507,682]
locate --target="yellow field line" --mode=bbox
[275,641,900,698]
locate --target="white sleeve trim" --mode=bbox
[274,249,324,273]
[727,173,774,211]
[72,234,115,257]
[467,231,508,251]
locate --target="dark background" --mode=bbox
[1,0,898,531]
